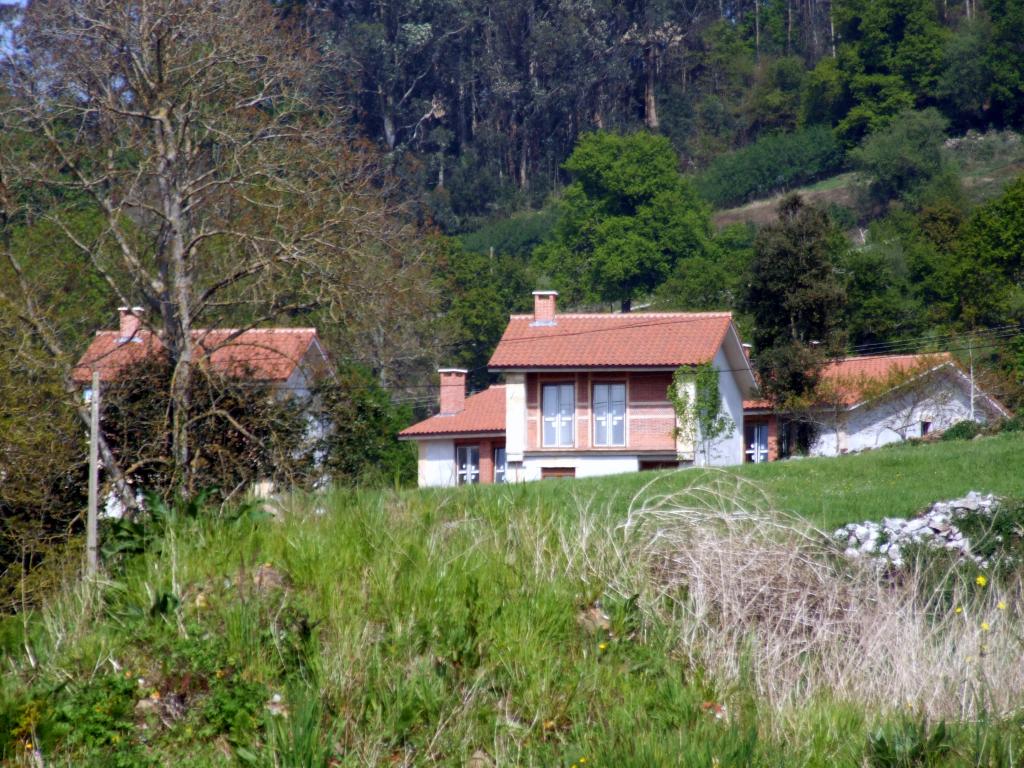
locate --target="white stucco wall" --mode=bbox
[520,453,642,481]
[809,368,996,457]
[505,373,526,462]
[417,439,457,487]
[704,346,745,466]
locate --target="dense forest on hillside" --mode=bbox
[276,0,1024,228]
[2,0,1024,604]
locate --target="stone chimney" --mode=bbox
[438,368,468,415]
[118,306,145,342]
[531,290,558,326]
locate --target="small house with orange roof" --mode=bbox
[72,307,332,395]
[742,352,1011,462]
[400,291,757,487]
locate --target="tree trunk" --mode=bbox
[381,88,397,150]
[154,112,195,494]
[829,1,836,57]
[755,0,761,61]
[787,0,793,55]
[643,45,659,130]
[519,131,528,189]
[621,297,632,313]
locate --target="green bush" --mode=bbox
[940,420,984,441]
[955,497,1024,567]
[998,415,1024,433]
[868,717,951,767]
[696,125,845,208]
[850,108,955,208]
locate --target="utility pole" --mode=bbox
[87,370,100,576]
[969,335,976,422]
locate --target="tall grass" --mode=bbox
[4,456,1024,765]
[616,472,1023,721]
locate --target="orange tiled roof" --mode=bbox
[743,353,954,410]
[488,312,734,369]
[72,328,323,384]
[399,385,506,438]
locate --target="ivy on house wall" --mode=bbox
[669,363,735,465]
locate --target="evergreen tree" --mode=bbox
[742,194,848,406]
[533,132,715,310]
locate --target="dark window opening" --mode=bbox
[541,467,576,479]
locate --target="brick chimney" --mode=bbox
[531,290,558,326]
[438,368,468,415]
[118,306,145,342]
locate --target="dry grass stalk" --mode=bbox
[599,470,1024,721]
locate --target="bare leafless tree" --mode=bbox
[0,0,440,495]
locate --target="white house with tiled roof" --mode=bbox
[73,308,331,396]
[742,353,1011,461]
[400,291,757,487]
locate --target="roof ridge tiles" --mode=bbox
[507,311,733,319]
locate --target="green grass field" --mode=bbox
[2,432,1024,766]
[455,431,1024,531]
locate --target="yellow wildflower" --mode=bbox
[598,642,608,651]
[24,742,32,751]
[981,621,991,632]
[150,690,161,701]
[579,759,587,765]
[955,606,963,614]
[998,601,1007,611]
[976,575,988,587]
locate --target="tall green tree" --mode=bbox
[850,107,957,208]
[826,0,948,143]
[949,176,1024,327]
[742,194,848,406]
[533,132,715,311]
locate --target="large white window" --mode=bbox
[542,383,575,447]
[456,445,480,484]
[593,383,626,446]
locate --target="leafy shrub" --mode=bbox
[200,679,268,743]
[696,125,845,208]
[45,674,155,767]
[850,108,955,208]
[459,206,558,257]
[999,415,1024,433]
[940,420,984,441]
[868,717,951,767]
[955,497,1024,566]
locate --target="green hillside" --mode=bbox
[712,129,1024,229]
[4,432,1024,766]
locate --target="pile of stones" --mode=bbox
[832,491,998,568]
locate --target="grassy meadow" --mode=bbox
[3,432,1024,766]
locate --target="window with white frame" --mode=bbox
[493,447,507,483]
[542,383,575,447]
[456,445,480,484]
[593,383,626,446]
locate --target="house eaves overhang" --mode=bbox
[398,430,506,442]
